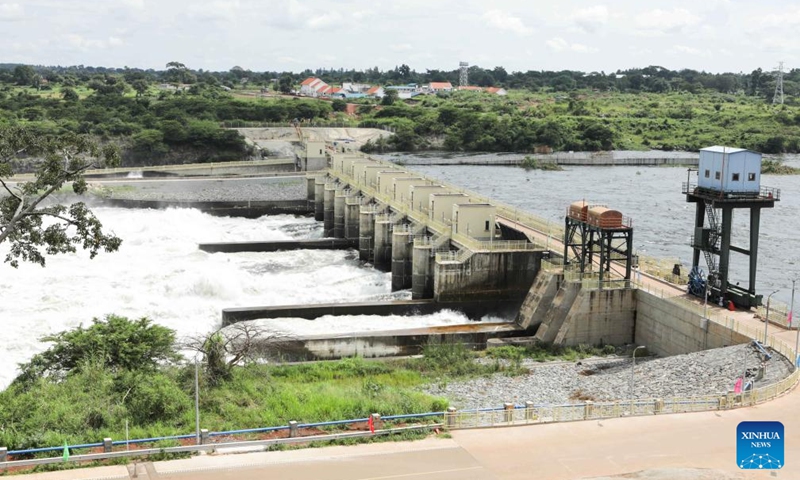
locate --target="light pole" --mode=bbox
[194,356,201,445]
[765,290,779,344]
[790,279,798,367]
[630,346,646,406]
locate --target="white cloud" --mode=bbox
[189,0,240,22]
[306,12,342,30]
[62,34,124,50]
[635,8,700,35]
[0,3,23,21]
[670,45,708,57]
[572,5,608,33]
[546,37,597,53]
[352,9,374,21]
[120,0,144,8]
[483,10,532,36]
[390,43,413,52]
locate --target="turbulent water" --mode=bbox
[409,162,800,304]
[0,207,486,388]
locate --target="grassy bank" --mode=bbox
[0,341,613,451]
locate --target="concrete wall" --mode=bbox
[377,172,411,197]
[635,290,750,357]
[430,193,470,223]
[554,288,636,346]
[393,178,428,204]
[516,271,562,329]
[453,204,496,241]
[434,250,542,303]
[410,185,447,213]
[533,281,582,343]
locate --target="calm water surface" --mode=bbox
[410,163,800,305]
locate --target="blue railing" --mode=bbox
[5,410,446,458]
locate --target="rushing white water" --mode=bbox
[1,207,478,388]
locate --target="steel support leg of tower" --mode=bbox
[692,201,705,270]
[749,208,761,295]
[719,207,733,298]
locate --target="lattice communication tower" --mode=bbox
[773,61,785,105]
[459,62,469,87]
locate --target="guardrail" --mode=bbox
[0,420,443,469]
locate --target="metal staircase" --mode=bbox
[704,203,722,276]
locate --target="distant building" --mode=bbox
[457,86,483,92]
[342,82,372,93]
[486,87,508,96]
[386,84,423,99]
[428,81,454,93]
[299,77,330,97]
[367,86,385,98]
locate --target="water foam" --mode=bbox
[0,207,417,388]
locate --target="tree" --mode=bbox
[184,323,294,385]
[382,88,399,106]
[0,126,122,267]
[131,78,149,98]
[278,75,294,94]
[61,87,79,102]
[12,65,36,87]
[15,315,180,384]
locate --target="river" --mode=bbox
[406,162,800,305]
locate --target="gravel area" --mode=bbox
[425,344,793,409]
[88,176,307,202]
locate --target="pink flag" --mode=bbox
[734,378,743,393]
[789,311,794,327]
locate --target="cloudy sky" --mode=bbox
[1,0,796,74]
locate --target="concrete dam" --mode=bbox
[206,151,775,362]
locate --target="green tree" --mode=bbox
[0,126,122,267]
[12,65,36,87]
[131,78,149,98]
[382,89,399,106]
[15,315,180,383]
[61,87,79,102]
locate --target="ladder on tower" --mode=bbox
[704,203,722,277]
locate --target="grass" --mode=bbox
[0,340,618,457]
[762,159,800,174]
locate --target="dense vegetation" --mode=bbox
[2,62,800,165]
[0,316,613,451]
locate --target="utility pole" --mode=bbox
[773,61,785,105]
[195,356,201,444]
[791,279,798,366]
[765,290,779,344]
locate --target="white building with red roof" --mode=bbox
[299,77,331,97]
[427,81,454,92]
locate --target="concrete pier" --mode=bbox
[314,177,325,221]
[359,204,377,262]
[412,240,435,299]
[374,216,394,271]
[306,176,316,207]
[199,238,357,253]
[323,183,336,237]
[333,188,347,239]
[391,226,414,291]
[345,195,361,241]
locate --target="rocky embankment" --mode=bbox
[426,344,793,409]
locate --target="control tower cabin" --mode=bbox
[683,146,780,308]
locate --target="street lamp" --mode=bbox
[765,290,779,344]
[790,279,798,367]
[630,346,646,406]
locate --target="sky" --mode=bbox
[0,0,797,74]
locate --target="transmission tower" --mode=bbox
[459,62,469,87]
[773,61,785,104]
